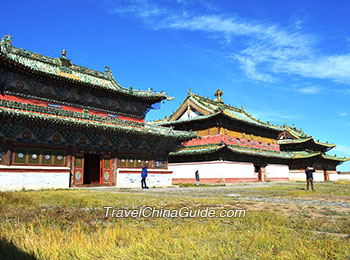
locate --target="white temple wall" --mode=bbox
[0,167,70,191]
[169,161,256,183]
[117,168,172,188]
[266,164,289,181]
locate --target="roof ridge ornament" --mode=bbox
[105,65,112,75]
[215,89,223,103]
[1,34,13,48]
[188,88,192,96]
[60,49,71,67]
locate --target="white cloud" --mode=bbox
[340,112,347,117]
[108,0,166,18]
[105,1,350,84]
[297,85,322,94]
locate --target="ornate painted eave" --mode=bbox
[0,106,196,140]
[290,151,322,159]
[0,35,166,102]
[278,137,336,148]
[289,151,349,162]
[156,110,283,133]
[321,154,349,162]
[170,143,293,158]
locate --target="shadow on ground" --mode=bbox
[0,238,37,260]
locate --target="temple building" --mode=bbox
[0,35,195,190]
[155,89,349,183]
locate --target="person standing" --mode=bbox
[305,166,316,191]
[141,164,149,189]
[195,170,200,186]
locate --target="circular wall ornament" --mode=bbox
[103,139,109,146]
[32,154,38,160]
[45,154,51,160]
[80,136,86,144]
[53,133,61,142]
[16,80,24,89]
[57,155,63,161]
[22,130,32,139]
[18,153,24,159]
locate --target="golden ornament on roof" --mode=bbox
[215,88,223,103]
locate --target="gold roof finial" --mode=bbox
[62,49,66,57]
[215,88,224,103]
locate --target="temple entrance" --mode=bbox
[83,154,101,184]
[255,165,262,181]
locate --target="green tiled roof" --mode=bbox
[0,104,196,140]
[170,143,293,158]
[170,142,349,162]
[156,92,284,131]
[278,137,336,148]
[322,154,349,162]
[0,35,166,100]
[290,151,322,159]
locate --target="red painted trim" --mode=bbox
[182,134,280,151]
[0,94,144,123]
[172,177,258,184]
[0,94,83,112]
[119,170,172,174]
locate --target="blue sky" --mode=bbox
[2,0,350,170]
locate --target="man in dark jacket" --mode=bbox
[305,166,316,191]
[141,164,149,189]
[195,170,200,186]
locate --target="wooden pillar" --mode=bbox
[324,169,329,181]
[261,167,267,182]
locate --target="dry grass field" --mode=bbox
[1,181,350,259]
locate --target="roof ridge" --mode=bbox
[8,46,109,80]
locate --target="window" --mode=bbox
[127,159,135,167]
[0,152,2,164]
[154,160,166,169]
[136,158,143,168]
[13,148,66,166]
[248,140,251,146]
[14,149,27,164]
[120,158,127,167]
[54,151,66,165]
[42,151,53,165]
[28,150,40,164]
[237,138,240,145]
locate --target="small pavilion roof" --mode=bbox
[155,91,283,131]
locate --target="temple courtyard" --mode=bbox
[1,181,350,259]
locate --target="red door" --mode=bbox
[101,156,112,185]
[73,155,84,185]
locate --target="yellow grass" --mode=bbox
[1,182,350,259]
